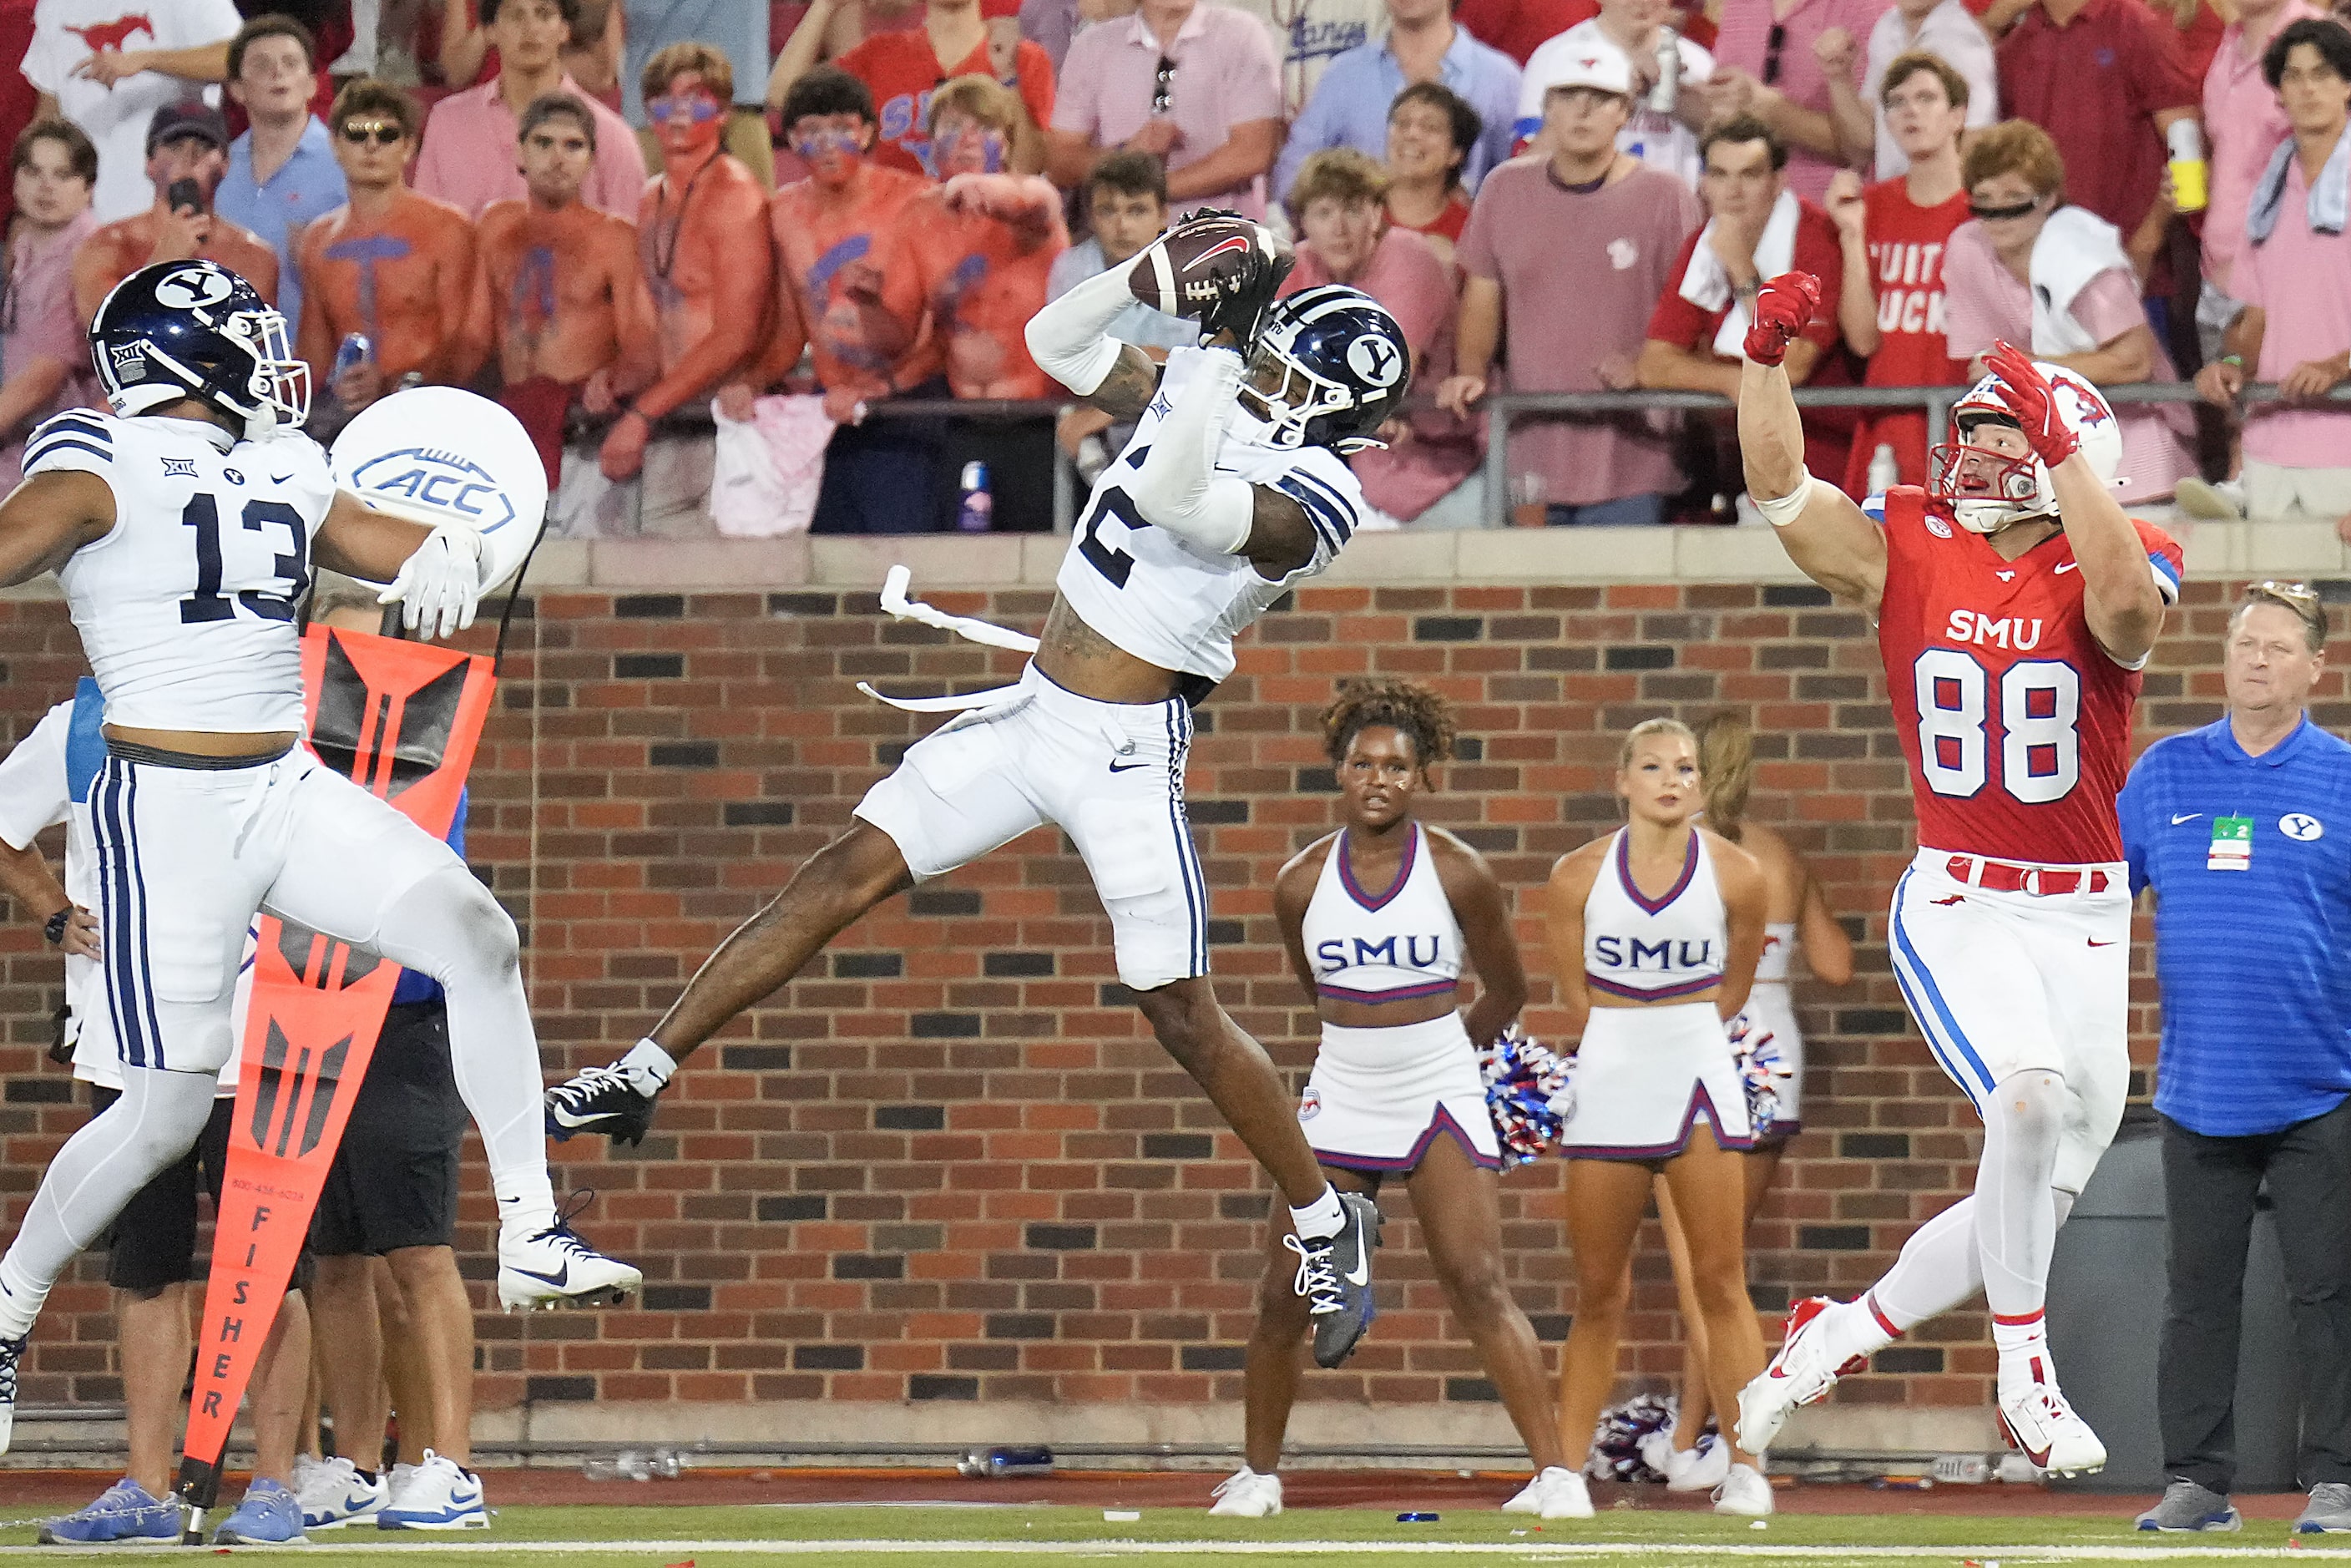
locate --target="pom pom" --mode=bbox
[1728,1012,1793,1137]
[1476,1024,1575,1169]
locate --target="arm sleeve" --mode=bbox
[1024,262,1144,393]
[0,706,73,852]
[1127,349,1257,553]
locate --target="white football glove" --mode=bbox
[377,522,488,640]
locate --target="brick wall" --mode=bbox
[0,578,2330,1429]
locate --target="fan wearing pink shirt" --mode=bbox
[0,120,98,491]
[2195,19,2351,529]
[1939,119,2194,508]
[1278,149,1478,529]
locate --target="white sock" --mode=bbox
[1819,1291,1901,1368]
[1290,1184,1344,1241]
[621,1037,677,1094]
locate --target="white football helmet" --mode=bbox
[1927,360,2122,534]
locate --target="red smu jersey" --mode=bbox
[1873,487,2182,865]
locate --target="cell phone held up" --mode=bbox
[166,177,205,217]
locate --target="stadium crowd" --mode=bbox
[1,0,2349,534]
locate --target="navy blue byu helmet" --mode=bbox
[1235,285,1411,454]
[90,260,310,438]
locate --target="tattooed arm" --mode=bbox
[1083,346,1164,419]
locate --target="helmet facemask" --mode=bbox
[1929,412,2052,534]
[1236,339,1376,453]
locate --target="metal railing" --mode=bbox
[1477,380,2351,531]
[629,381,2349,538]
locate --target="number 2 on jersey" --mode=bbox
[1914,649,2081,804]
[181,494,311,625]
[1076,450,1151,589]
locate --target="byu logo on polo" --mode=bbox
[1347,335,1403,387]
[2282,812,2324,842]
[153,264,235,311]
[348,446,518,534]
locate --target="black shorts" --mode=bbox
[311,1001,466,1257]
[89,1085,234,1294]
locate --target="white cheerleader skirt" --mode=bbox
[1298,1013,1502,1173]
[1744,979,1804,1136]
[1560,1002,1752,1161]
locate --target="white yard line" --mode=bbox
[0,1540,2338,1560]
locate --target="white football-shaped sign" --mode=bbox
[330,387,546,593]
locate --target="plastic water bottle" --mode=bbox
[956,1444,1054,1477]
[956,460,993,532]
[1868,443,1900,494]
[1650,24,1681,116]
[331,332,372,382]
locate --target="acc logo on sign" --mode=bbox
[347,447,518,534]
[1347,335,1403,388]
[1297,1088,1321,1122]
[2282,813,2324,841]
[154,264,236,311]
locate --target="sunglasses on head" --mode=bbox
[341,121,403,145]
[1152,54,1177,114]
[649,94,721,124]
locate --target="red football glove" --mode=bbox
[1742,271,1820,367]
[1983,340,2081,468]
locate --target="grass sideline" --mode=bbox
[1,1505,2346,1565]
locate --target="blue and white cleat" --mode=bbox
[212,1477,308,1544]
[497,1195,641,1311]
[295,1452,388,1530]
[38,1477,181,1543]
[378,1450,488,1530]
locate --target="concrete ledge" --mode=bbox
[3,521,2336,604]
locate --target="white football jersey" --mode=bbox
[26,409,336,734]
[1054,347,1365,685]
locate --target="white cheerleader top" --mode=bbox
[1753,920,1797,985]
[1302,823,1464,1005]
[1582,827,1728,1001]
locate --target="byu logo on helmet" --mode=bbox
[152,264,236,311]
[1347,335,1403,389]
[348,447,518,534]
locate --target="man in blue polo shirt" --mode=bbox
[2120,581,2351,1537]
[215,15,348,338]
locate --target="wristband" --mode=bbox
[43,908,69,946]
[1752,474,1815,529]
[2220,355,2243,368]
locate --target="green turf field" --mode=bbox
[4,1504,2348,1565]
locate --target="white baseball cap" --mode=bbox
[1540,43,1635,98]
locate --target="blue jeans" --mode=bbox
[1545,493,1667,527]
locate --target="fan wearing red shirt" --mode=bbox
[876,74,1067,528]
[1639,115,1851,485]
[1828,51,1972,493]
[1731,277,2182,1485]
[832,0,1053,175]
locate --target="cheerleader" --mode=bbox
[1545,717,1774,1518]
[1642,714,1856,1490]
[1209,680,1577,1520]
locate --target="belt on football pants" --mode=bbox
[1943,855,2112,896]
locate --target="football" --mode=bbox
[1128,211,1290,331]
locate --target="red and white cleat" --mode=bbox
[1735,1297,1868,1454]
[1996,1358,2107,1479]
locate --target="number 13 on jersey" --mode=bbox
[1914,649,2081,804]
